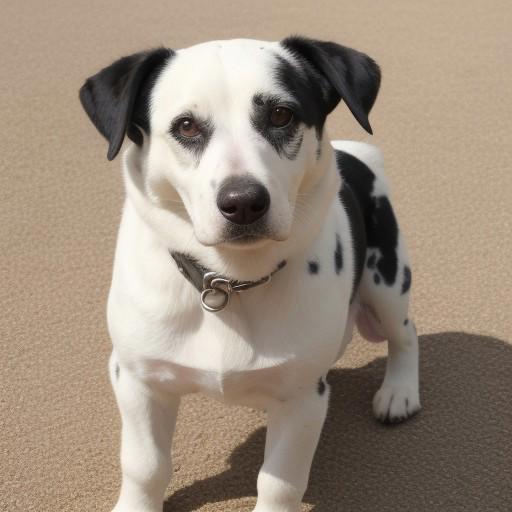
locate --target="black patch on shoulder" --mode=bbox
[115,363,120,380]
[334,234,343,275]
[336,150,399,286]
[338,182,366,301]
[374,273,381,285]
[250,93,303,160]
[317,378,326,396]
[401,266,412,294]
[308,261,320,275]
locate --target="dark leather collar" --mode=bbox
[170,251,286,312]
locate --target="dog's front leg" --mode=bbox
[109,355,179,512]
[254,382,329,512]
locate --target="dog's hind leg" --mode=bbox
[357,230,421,423]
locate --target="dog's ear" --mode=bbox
[281,36,381,134]
[79,48,173,161]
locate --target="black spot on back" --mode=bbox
[402,266,412,294]
[336,150,399,286]
[338,182,366,301]
[308,261,320,274]
[334,234,343,275]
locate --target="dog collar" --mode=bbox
[169,251,286,313]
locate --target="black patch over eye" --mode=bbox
[251,94,302,160]
[270,107,293,127]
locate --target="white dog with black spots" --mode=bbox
[80,36,420,512]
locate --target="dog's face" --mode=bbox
[80,37,380,249]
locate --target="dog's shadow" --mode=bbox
[164,332,512,511]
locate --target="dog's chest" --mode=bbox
[109,200,354,406]
[110,258,351,406]
[113,275,348,405]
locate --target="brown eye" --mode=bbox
[178,117,200,137]
[270,107,293,128]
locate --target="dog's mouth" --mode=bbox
[195,218,290,249]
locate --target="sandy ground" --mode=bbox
[1,1,511,510]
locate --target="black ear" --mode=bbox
[79,48,174,160]
[281,36,381,134]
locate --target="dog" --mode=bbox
[80,36,420,512]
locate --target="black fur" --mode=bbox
[273,55,328,137]
[336,150,399,287]
[402,266,412,294]
[280,36,381,134]
[250,93,303,159]
[317,378,326,396]
[338,183,366,301]
[308,261,320,275]
[334,234,343,275]
[79,48,173,160]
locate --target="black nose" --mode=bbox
[217,176,270,225]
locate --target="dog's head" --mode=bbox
[80,37,380,250]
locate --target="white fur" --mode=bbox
[104,39,420,512]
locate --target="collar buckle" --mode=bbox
[200,272,233,312]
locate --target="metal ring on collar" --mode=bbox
[200,287,230,312]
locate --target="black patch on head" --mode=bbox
[404,318,409,326]
[317,378,326,396]
[334,234,343,275]
[374,273,381,285]
[401,265,412,295]
[169,115,214,161]
[115,363,120,380]
[79,48,174,160]
[280,37,381,134]
[273,55,328,138]
[308,261,320,274]
[250,93,303,160]
[336,150,399,287]
[338,182,366,301]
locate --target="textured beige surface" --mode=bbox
[1,1,511,511]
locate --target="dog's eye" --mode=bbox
[178,117,201,138]
[269,107,293,128]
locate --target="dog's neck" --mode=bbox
[122,144,340,282]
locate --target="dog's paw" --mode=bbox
[373,384,421,423]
